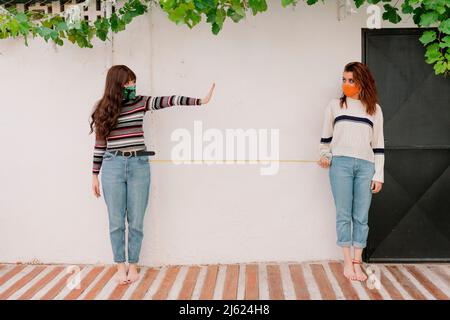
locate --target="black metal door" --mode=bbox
[362,28,450,262]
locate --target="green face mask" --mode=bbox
[123,85,136,100]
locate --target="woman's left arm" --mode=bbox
[144,83,215,111]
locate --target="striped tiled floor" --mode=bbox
[0,261,448,300]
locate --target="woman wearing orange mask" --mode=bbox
[318,62,385,281]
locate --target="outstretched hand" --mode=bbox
[201,83,215,105]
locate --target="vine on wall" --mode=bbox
[0,0,449,75]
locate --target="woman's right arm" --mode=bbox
[143,83,215,112]
[144,95,202,112]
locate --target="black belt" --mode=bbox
[111,150,156,157]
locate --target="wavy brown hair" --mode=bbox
[340,62,378,116]
[89,65,136,139]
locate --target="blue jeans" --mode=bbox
[329,155,375,249]
[101,150,151,263]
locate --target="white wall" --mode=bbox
[0,1,414,266]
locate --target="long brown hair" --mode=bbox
[340,62,378,116]
[89,65,136,139]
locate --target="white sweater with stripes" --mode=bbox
[319,97,385,183]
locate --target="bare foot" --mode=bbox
[343,262,357,281]
[126,264,140,284]
[353,261,367,282]
[115,263,128,285]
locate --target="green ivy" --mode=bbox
[158,0,450,76]
[0,0,152,48]
[356,0,450,76]
[0,0,449,75]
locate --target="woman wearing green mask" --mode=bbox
[89,65,215,285]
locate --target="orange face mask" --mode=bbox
[342,83,360,97]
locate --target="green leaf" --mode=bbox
[248,0,268,15]
[37,26,52,38]
[439,35,450,48]
[433,60,447,74]
[211,22,221,35]
[55,22,68,32]
[206,9,216,23]
[281,0,295,7]
[110,13,125,32]
[8,20,20,37]
[122,12,133,24]
[382,4,401,24]
[14,13,28,23]
[419,11,439,26]
[94,17,110,41]
[168,6,187,24]
[194,0,216,11]
[419,30,437,45]
[186,10,201,27]
[423,0,447,14]
[439,19,450,34]
[424,43,443,64]
[412,6,425,25]
[215,8,226,28]
[354,0,365,8]
[54,37,63,46]
[227,8,245,23]
[18,22,29,35]
[232,2,245,16]
[401,3,414,14]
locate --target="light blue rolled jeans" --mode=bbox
[329,155,375,249]
[101,150,151,263]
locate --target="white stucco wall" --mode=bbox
[0,1,414,266]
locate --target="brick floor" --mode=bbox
[0,261,448,300]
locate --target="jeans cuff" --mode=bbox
[114,260,126,263]
[337,241,352,247]
[352,241,367,249]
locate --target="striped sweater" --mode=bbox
[92,95,201,175]
[319,97,385,183]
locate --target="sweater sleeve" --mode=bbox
[371,104,385,183]
[144,95,202,112]
[319,100,334,161]
[92,133,107,175]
